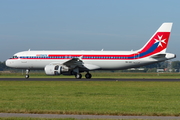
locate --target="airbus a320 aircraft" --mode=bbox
[6,23,176,79]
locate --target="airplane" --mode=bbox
[6,23,176,79]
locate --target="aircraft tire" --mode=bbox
[25,75,29,79]
[75,74,82,79]
[85,73,92,79]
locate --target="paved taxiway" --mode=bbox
[1,113,180,119]
[1,78,180,119]
[1,78,180,81]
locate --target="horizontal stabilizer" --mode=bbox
[151,54,166,59]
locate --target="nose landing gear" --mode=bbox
[25,69,30,79]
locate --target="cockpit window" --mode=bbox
[12,56,18,59]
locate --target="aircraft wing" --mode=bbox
[62,57,100,70]
[63,57,84,69]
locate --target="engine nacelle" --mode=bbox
[44,65,69,76]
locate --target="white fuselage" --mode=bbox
[6,50,175,70]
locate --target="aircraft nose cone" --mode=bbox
[5,59,12,67]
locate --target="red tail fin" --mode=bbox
[137,23,173,58]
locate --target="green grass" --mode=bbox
[1,72,180,79]
[0,81,180,116]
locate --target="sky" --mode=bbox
[0,0,180,61]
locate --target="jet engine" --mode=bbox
[44,65,69,75]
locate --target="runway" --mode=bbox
[0,113,180,119]
[1,78,180,81]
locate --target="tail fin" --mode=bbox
[137,23,173,57]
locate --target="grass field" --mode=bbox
[0,80,180,116]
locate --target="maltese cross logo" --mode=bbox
[154,35,166,47]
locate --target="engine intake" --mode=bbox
[44,65,69,75]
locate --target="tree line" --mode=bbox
[0,61,9,71]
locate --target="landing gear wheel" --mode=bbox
[75,74,82,79]
[25,69,30,79]
[25,74,29,79]
[85,73,92,79]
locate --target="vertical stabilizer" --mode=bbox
[137,23,173,58]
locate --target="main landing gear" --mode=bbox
[25,69,30,79]
[75,72,92,79]
[75,73,82,79]
[85,72,92,79]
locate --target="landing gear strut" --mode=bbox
[25,69,30,79]
[73,68,82,79]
